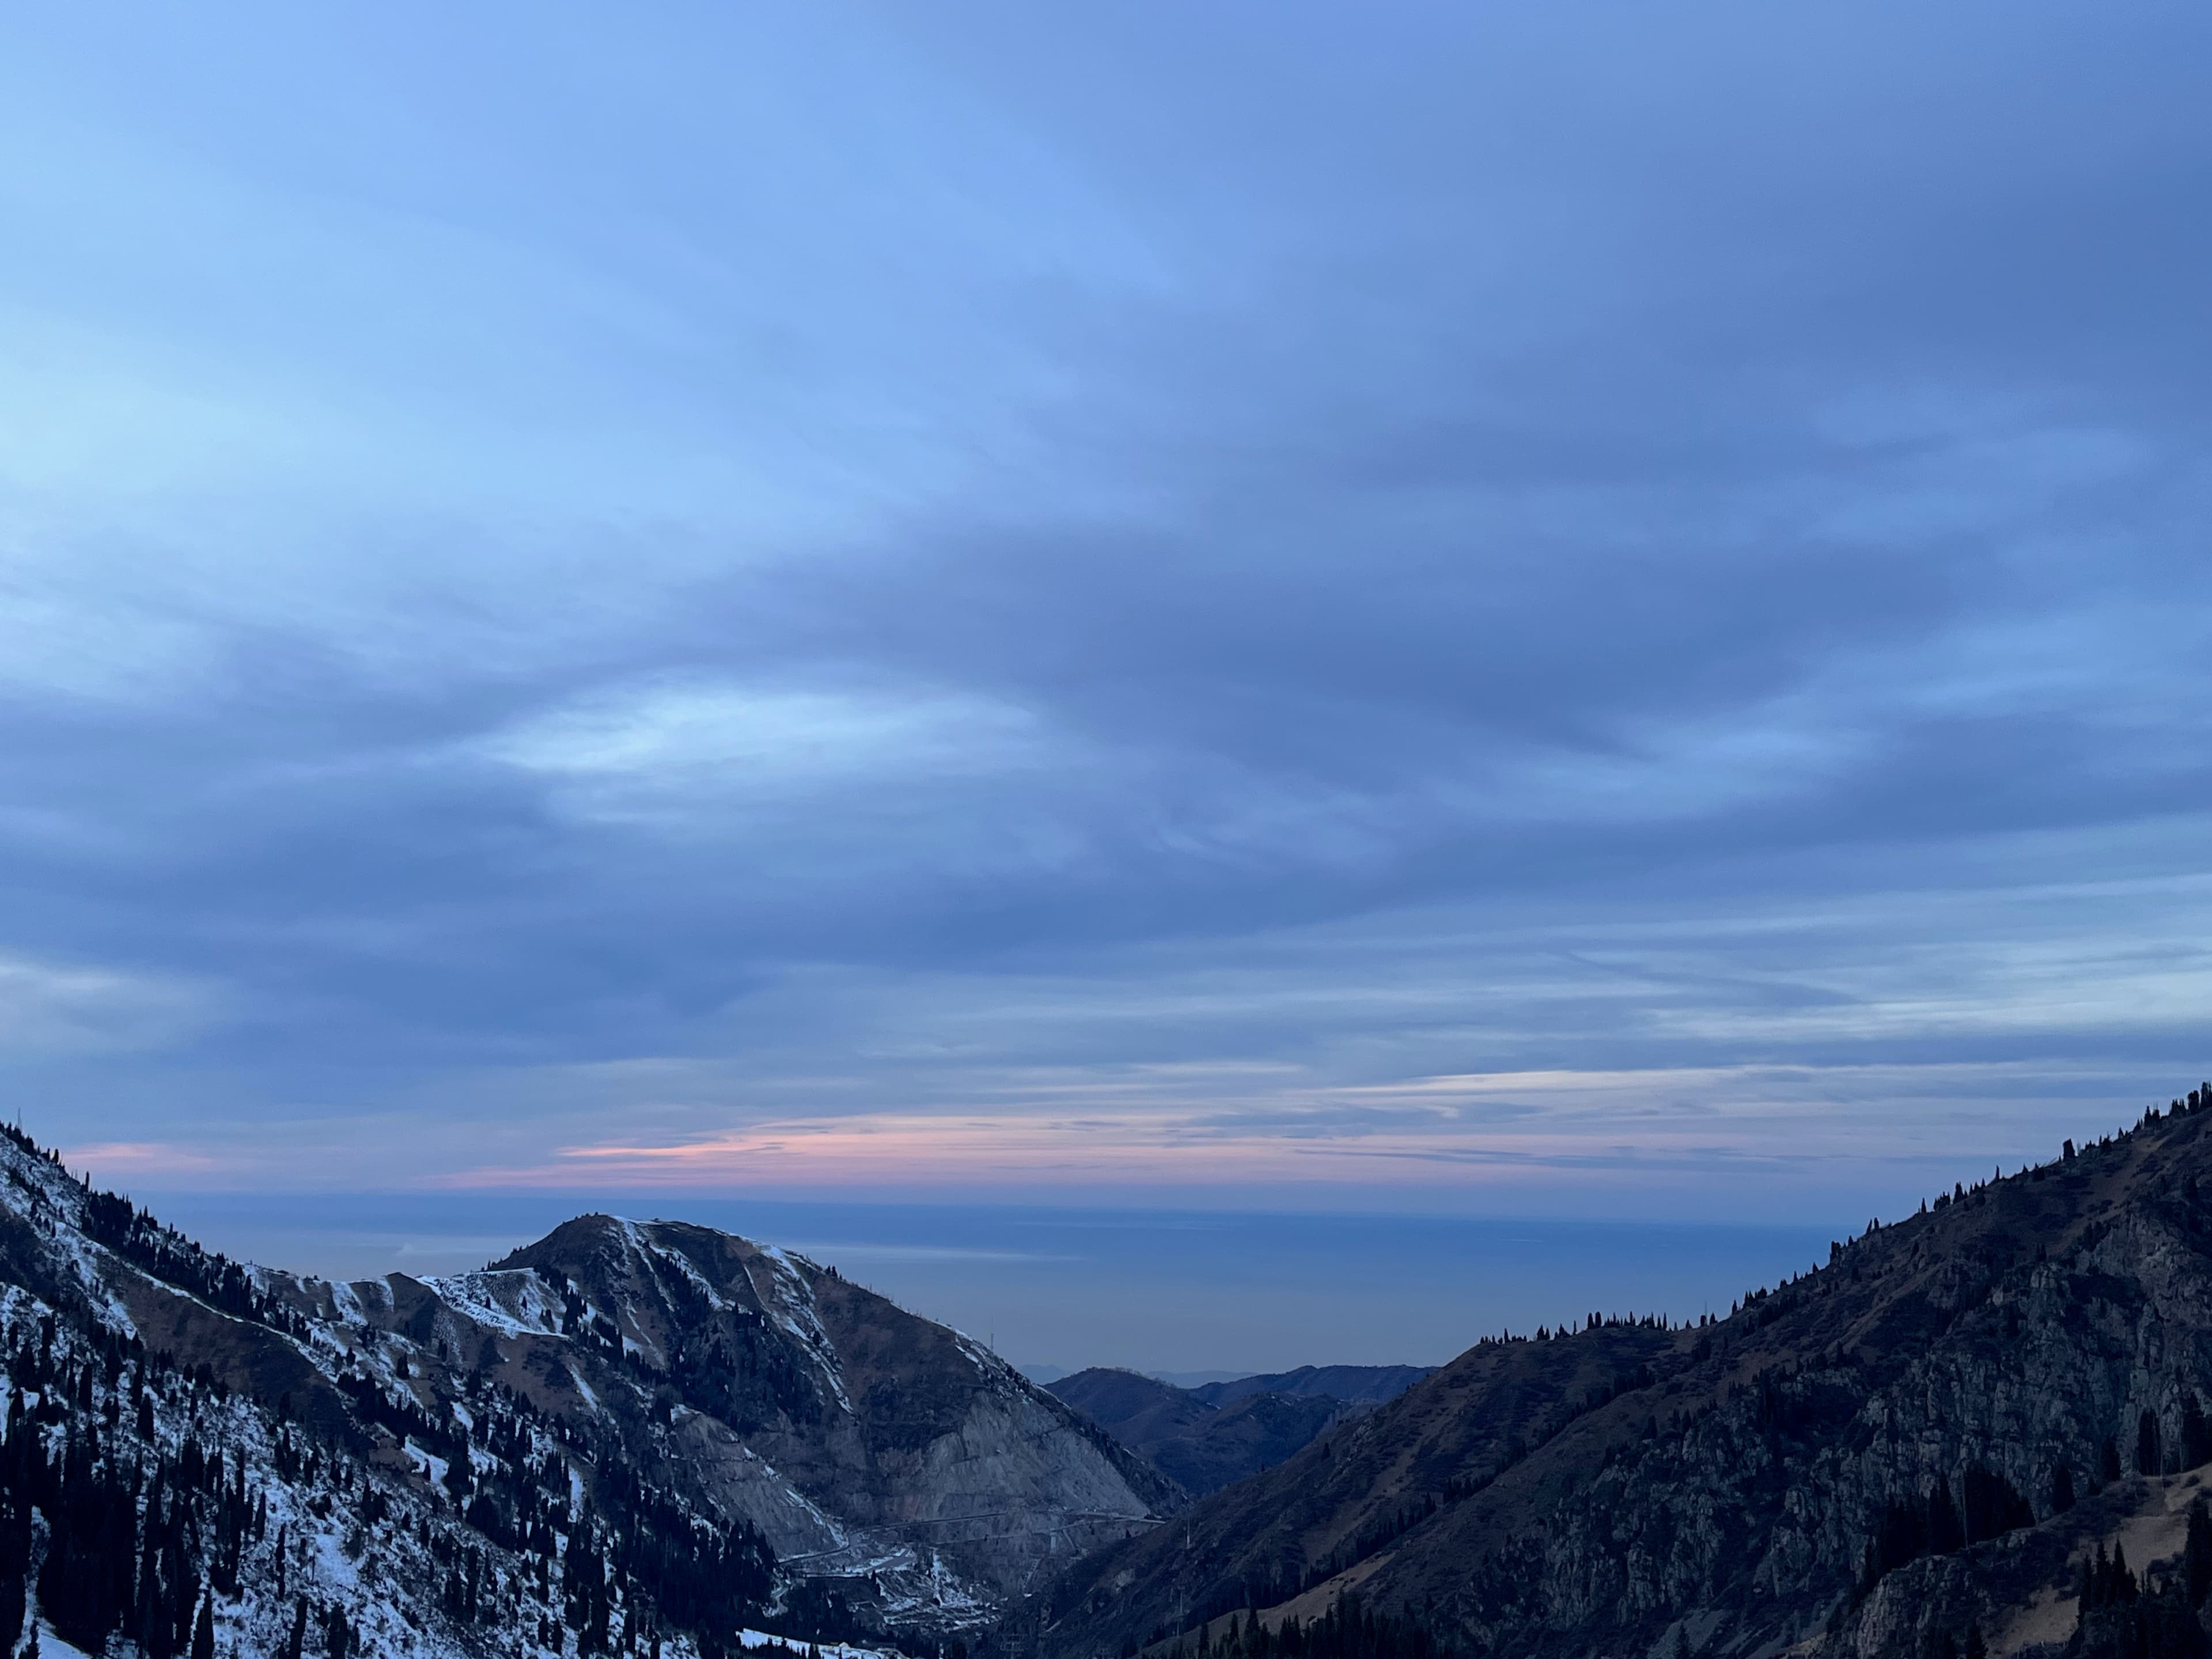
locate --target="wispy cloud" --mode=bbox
[0,953,221,1056]
[425,1056,2145,1212]
[483,677,1052,826]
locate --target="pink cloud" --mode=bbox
[433,1104,1694,1192]
[62,1141,232,1178]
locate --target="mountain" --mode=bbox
[25,1079,2212,1659]
[1046,1368,1430,1497]
[0,1126,1173,1659]
[1042,1082,2212,1659]
[1147,1374,1247,1390]
[1050,1372,1217,1458]
[1189,1368,1433,1411]
[1046,1371,1339,1496]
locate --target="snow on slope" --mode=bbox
[0,1128,1170,1656]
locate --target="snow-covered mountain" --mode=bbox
[0,1127,1173,1659]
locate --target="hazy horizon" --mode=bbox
[112,1183,1840,1375]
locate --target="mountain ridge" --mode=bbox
[1039,1084,2212,1659]
[1191,1368,1433,1411]
[1045,1367,1431,1495]
[14,1084,2212,1659]
[0,1128,1175,1659]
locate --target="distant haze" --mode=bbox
[139,1187,1832,1373]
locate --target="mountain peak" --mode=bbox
[0,1124,1173,1658]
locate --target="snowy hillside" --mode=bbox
[0,1128,1172,1659]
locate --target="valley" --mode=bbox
[8,1084,2212,1659]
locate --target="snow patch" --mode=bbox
[423,1268,562,1336]
[32,1624,100,1659]
[404,1438,450,1488]
[331,1278,367,1325]
[737,1631,896,1659]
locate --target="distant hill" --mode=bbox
[1041,1082,2212,1659]
[1049,1368,1358,1494]
[1191,1364,1432,1410]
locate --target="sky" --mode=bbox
[5,3,2211,1366]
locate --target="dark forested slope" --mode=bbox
[1048,1370,1340,1495]
[1043,1085,2212,1659]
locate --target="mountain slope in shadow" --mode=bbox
[1043,1084,2212,1659]
[1048,1369,1342,1494]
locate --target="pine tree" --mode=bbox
[0,1494,24,1659]
[2184,1398,2212,1471]
[2188,1498,2212,1608]
[1926,1479,1965,1555]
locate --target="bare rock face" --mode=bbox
[1043,1088,2212,1659]
[252,1211,1175,1627]
[465,1214,1179,1599]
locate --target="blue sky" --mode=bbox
[6,2,2212,1273]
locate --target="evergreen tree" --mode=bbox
[2074,1537,2203,1659]
[0,1472,25,1659]
[2184,1398,2212,1471]
[1960,1465,2033,1544]
[1926,1480,1965,1555]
